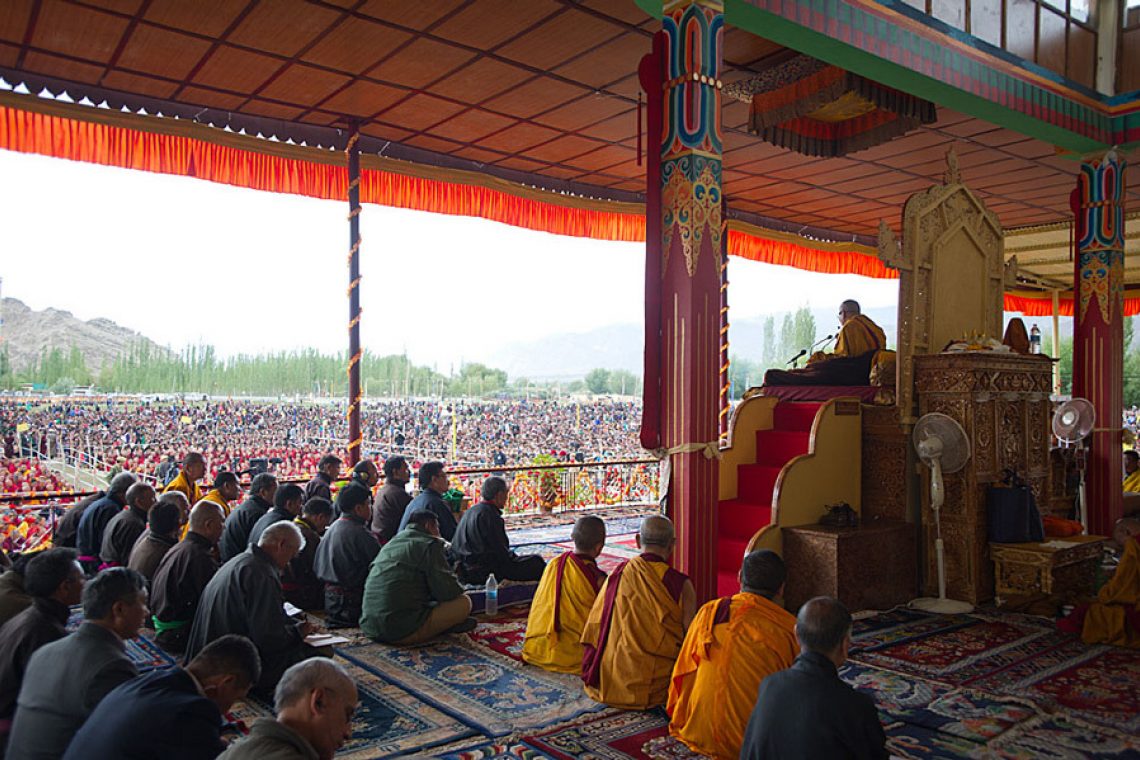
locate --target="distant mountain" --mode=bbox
[0,297,171,373]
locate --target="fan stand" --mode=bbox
[910,458,974,615]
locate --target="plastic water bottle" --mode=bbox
[1029,324,1041,354]
[485,574,498,615]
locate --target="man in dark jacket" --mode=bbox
[76,472,137,573]
[0,555,32,628]
[6,567,147,760]
[314,487,379,628]
[248,484,304,547]
[53,490,105,549]
[185,522,322,699]
[219,473,278,562]
[398,461,457,541]
[304,454,341,504]
[372,456,411,544]
[127,498,184,587]
[0,548,85,751]
[99,482,157,567]
[361,510,473,644]
[286,499,334,612]
[740,596,888,760]
[150,501,226,654]
[452,476,546,585]
[62,634,260,760]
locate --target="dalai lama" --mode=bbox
[763,300,886,387]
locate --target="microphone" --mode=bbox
[811,334,835,351]
[786,349,807,366]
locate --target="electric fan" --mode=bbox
[911,413,974,614]
[1052,398,1095,532]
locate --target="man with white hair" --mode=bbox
[218,657,357,760]
[580,515,696,709]
[185,521,324,698]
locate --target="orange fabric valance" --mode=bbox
[1004,292,1140,318]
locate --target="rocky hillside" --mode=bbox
[1,297,170,373]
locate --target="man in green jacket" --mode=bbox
[360,510,474,644]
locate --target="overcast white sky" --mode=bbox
[0,149,898,370]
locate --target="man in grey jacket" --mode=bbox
[6,567,148,760]
[218,658,357,760]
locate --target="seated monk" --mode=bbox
[1122,452,1140,517]
[1059,517,1140,648]
[668,550,799,759]
[522,516,607,673]
[763,299,886,387]
[581,515,696,709]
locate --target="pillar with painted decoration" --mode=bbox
[1071,151,1127,536]
[640,0,724,601]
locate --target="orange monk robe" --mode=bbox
[522,551,606,673]
[667,593,799,759]
[199,488,233,518]
[580,553,688,709]
[1080,536,1140,648]
[810,314,887,364]
[165,472,203,539]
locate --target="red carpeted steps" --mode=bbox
[716,401,822,597]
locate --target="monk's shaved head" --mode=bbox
[572,516,606,554]
[796,596,852,656]
[639,515,674,550]
[740,550,786,598]
[189,500,225,531]
[1113,517,1140,549]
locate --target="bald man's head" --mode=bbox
[1113,517,1140,550]
[638,515,675,554]
[795,596,852,661]
[189,500,226,544]
[571,515,606,557]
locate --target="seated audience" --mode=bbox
[372,456,411,544]
[0,549,85,750]
[287,499,335,610]
[185,521,322,699]
[1060,517,1140,648]
[522,515,606,673]
[53,490,105,549]
[249,484,305,547]
[304,454,341,505]
[217,658,357,760]
[361,510,473,644]
[286,498,335,612]
[740,596,887,760]
[6,567,148,760]
[333,460,378,515]
[763,299,886,387]
[201,471,241,518]
[668,550,799,759]
[164,451,206,507]
[76,472,138,573]
[0,555,32,628]
[219,473,278,562]
[314,485,379,628]
[127,497,185,586]
[452,476,546,585]
[398,461,457,541]
[581,515,696,709]
[99,482,157,568]
[150,501,226,654]
[62,634,260,760]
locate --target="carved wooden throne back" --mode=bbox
[878,150,1011,421]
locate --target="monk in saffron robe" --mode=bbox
[1060,518,1140,648]
[580,515,696,709]
[668,550,799,759]
[164,452,205,510]
[763,299,886,387]
[523,516,607,673]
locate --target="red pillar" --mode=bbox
[1071,151,1126,536]
[641,0,724,601]
[346,124,363,466]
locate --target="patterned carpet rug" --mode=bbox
[507,507,658,547]
[524,711,704,760]
[339,634,605,738]
[227,656,476,759]
[467,606,530,662]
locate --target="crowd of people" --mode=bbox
[0,396,644,496]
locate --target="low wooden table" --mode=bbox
[989,535,1106,600]
[782,520,916,613]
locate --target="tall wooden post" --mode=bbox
[1071,150,1126,536]
[645,0,724,601]
[346,124,363,466]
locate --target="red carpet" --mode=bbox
[716,402,820,595]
